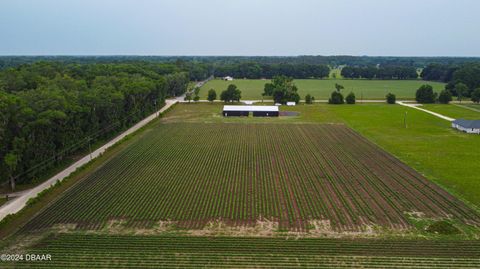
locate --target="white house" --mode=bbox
[223,76,234,81]
[286,102,296,106]
[452,119,480,134]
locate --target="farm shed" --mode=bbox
[452,119,480,134]
[223,105,279,117]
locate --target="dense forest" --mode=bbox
[213,63,330,79]
[421,63,480,97]
[2,55,480,70]
[0,62,189,189]
[341,66,418,80]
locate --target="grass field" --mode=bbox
[420,104,480,120]
[199,79,446,100]
[6,234,480,268]
[461,104,480,111]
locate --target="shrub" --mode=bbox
[305,94,314,104]
[438,90,452,104]
[345,92,356,104]
[386,93,396,104]
[328,91,344,104]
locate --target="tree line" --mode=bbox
[421,63,480,99]
[0,62,189,189]
[341,66,418,80]
[2,56,479,70]
[213,63,330,79]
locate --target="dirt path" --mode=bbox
[0,99,178,221]
[397,101,455,121]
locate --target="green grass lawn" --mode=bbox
[164,103,480,208]
[421,104,480,120]
[332,104,480,209]
[200,79,446,100]
[458,104,480,112]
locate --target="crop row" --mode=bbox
[20,123,480,233]
[5,234,480,268]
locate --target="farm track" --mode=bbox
[5,234,480,268]
[17,123,480,233]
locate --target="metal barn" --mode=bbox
[223,105,279,117]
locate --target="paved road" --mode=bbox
[397,101,455,121]
[0,99,178,221]
[174,77,212,102]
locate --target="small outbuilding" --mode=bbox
[223,105,279,117]
[452,119,480,134]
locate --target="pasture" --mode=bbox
[420,104,480,120]
[199,79,446,100]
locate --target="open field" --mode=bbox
[461,104,480,111]
[199,79,446,100]
[5,234,480,268]
[2,103,480,268]
[329,68,343,78]
[421,104,480,120]
[14,121,480,234]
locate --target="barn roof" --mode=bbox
[223,105,279,112]
[453,119,480,129]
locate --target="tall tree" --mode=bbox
[264,76,300,104]
[220,84,242,102]
[415,84,437,104]
[438,90,452,104]
[335,83,344,92]
[471,88,480,103]
[207,89,217,102]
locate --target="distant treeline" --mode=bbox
[341,66,418,80]
[421,63,480,96]
[213,63,330,79]
[0,62,189,188]
[2,55,480,70]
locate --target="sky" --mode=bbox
[1,0,479,56]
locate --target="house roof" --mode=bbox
[453,119,480,129]
[223,105,279,112]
